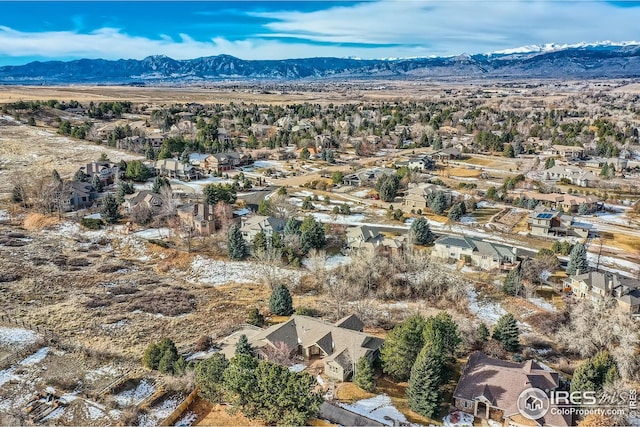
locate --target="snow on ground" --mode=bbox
[288,364,306,373]
[186,255,301,286]
[587,253,640,275]
[291,190,315,198]
[0,209,10,221]
[0,326,40,347]
[168,177,234,194]
[85,365,119,382]
[459,216,477,224]
[303,255,352,271]
[186,348,219,362]
[477,201,494,208]
[175,411,198,426]
[112,379,155,407]
[311,212,380,227]
[443,411,474,427]
[316,375,325,386]
[20,347,49,366]
[352,189,370,198]
[528,297,556,312]
[467,289,507,325]
[339,394,414,426]
[132,228,174,240]
[233,208,251,216]
[138,393,185,427]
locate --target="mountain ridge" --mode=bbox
[2,43,640,84]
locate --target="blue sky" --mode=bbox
[0,1,639,65]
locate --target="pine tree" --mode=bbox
[257,199,272,216]
[567,243,588,275]
[428,191,449,215]
[571,351,619,394]
[74,169,87,182]
[100,193,121,224]
[407,340,445,419]
[447,203,464,221]
[180,149,190,164]
[381,314,426,382]
[284,217,300,235]
[91,174,104,193]
[252,231,268,252]
[228,224,248,260]
[423,312,460,357]
[354,357,375,392]
[269,284,294,316]
[375,174,400,202]
[493,313,520,352]
[503,268,520,296]
[578,202,589,215]
[116,181,135,203]
[145,143,156,160]
[300,215,325,252]
[235,334,256,358]
[300,147,310,160]
[410,217,435,245]
[545,158,556,169]
[52,169,62,182]
[195,353,229,403]
[477,323,490,344]
[247,308,265,327]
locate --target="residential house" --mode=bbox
[453,352,571,427]
[544,165,599,187]
[240,215,285,242]
[575,157,628,170]
[566,271,640,315]
[146,134,166,149]
[403,183,452,210]
[248,314,384,381]
[432,147,461,162]
[123,190,163,214]
[82,161,121,185]
[177,203,217,235]
[407,155,436,171]
[432,236,518,271]
[345,225,405,256]
[543,144,585,160]
[342,168,396,187]
[203,152,247,173]
[314,134,336,151]
[154,159,199,181]
[527,209,593,238]
[520,192,600,214]
[56,181,97,211]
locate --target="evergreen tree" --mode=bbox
[571,351,619,395]
[354,357,375,392]
[52,169,62,182]
[527,198,538,210]
[100,193,121,224]
[151,176,169,194]
[284,217,301,235]
[381,314,426,382]
[223,353,259,409]
[503,268,521,296]
[504,144,516,158]
[486,186,498,200]
[407,340,445,419]
[567,243,588,275]
[116,181,135,203]
[235,334,256,358]
[578,202,589,215]
[269,284,294,316]
[257,199,272,216]
[428,191,449,215]
[410,217,435,245]
[228,224,248,260]
[447,203,464,221]
[423,312,460,357]
[73,169,87,182]
[247,308,265,327]
[195,353,229,403]
[545,158,556,169]
[145,143,156,160]
[375,174,400,202]
[252,231,268,252]
[300,215,325,252]
[477,323,490,344]
[493,313,520,352]
[300,147,310,160]
[91,174,104,193]
[180,149,190,164]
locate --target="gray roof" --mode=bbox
[435,235,516,259]
[335,314,365,332]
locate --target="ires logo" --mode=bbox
[518,388,599,420]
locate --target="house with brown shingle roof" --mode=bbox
[453,352,571,427]
[248,314,384,381]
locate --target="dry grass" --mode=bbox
[335,382,377,402]
[444,168,482,178]
[460,157,497,166]
[22,212,61,231]
[195,402,265,426]
[600,232,640,254]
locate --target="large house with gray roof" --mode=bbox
[528,209,593,239]
[432,235,518,271]
[248,314,384,381]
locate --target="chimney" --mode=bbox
[193,203,199,217]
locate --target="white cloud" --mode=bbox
[0,0,639,63]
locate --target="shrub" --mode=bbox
[81,217,103,230]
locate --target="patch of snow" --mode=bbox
[443,411,474,427]
[0,326,40,347]
[132,228,174,240]
[186,255,301,286]
[288,364,306,373]
[0,209,9,221]
[233,208,251,216]
[303,254,352,271]
[528,297,556,312]
[352,190,370,198]
[40,406,66,422]
[310,212,372,226]
[0,367,18,386]
[477,201,494,208]
[86,404,107,420]
[84,213,102,220]
[316,375,325,386]
[112,379,155,407]
[20,347,49,365]
[85,365,119,382]
[467,289,507,325]
[186,348,220,361]
[339,394,410,426]
[459,215,477,224]
[175,411,198,426]
[291,190,315,198]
